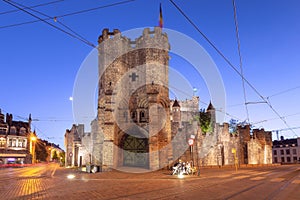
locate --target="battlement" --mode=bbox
[97,27,170,50]
[98,28,121,43]
[170,96,199,112]
[251,128,272,145]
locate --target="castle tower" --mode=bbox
[171,99,181,123]
[207,101,216,124]
[0,109,5,124]
[97,27,172,170]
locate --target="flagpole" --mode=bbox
[159,3,163,28]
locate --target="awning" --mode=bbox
[0,153,27,158]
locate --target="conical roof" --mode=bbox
[207,101,215,110]
[172,99,180,107]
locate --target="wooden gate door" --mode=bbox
[123,135,149,168]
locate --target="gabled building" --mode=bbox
[64,124,93,167]
[0,109,33,164]
[44,140,64,162]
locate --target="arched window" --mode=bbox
[10,126,16,134]
[131,111,137,122]
[140,111,146,122]
[20,127,26,136]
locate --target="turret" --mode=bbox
[207,101,216,124]
[172,99,181,123]
[0,109,4,123]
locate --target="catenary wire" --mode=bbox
[169,0,297,137]
[0,0,135,29]
[9,0,95,48]
[0,0,64,15]
[267,85,300,99]
[232,0,249,123]
[3,0,96,48]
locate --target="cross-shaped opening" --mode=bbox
[129,72,139,82]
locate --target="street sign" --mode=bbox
[188,138,194,146]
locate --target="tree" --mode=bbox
[52,151,58,160]
[198,109,213,134]
[229,119,238,134]
[35,140,48,162]
[59,151,65,166]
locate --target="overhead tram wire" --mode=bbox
[0,0,135,29]
[252,111,300,125]
[267,85,300,99]
[0,0,64,15]
[9,0,94,48]
[232,0,249,123]
[3,0,96,48]
[169,0,298,137]
[0,109,52,140]
[1,1,260,129]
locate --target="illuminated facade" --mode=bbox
[272,137,300,164]
[64,27,273,170]
[45,141,64,162]
[0,109,32,164]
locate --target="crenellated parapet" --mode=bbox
[98,28,121,43]
[251,128,272,145]
[97,28,170,94]
[98,27,169,50]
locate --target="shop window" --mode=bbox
[18,140,23,147]
[22,139,27,148]
[0,138,5,147]
[12,139,16,147]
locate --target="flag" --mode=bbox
[159,3,163,28]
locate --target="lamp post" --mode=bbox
[48,147,52,162]
[30,134,37,164]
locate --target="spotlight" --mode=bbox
[67,174,75,179]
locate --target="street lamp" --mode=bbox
[30,135,37,164]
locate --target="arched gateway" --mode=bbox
[119,127,149,168]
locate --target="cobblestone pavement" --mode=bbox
[0,163,299,200]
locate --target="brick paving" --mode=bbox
[0,163,299,199]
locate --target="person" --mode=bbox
[186,161,191,175]
[172,160,182,175]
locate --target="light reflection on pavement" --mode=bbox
[0,163,299,200]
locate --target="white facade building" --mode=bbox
[272,137,300,164]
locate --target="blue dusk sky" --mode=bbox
[0,0,299,149]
